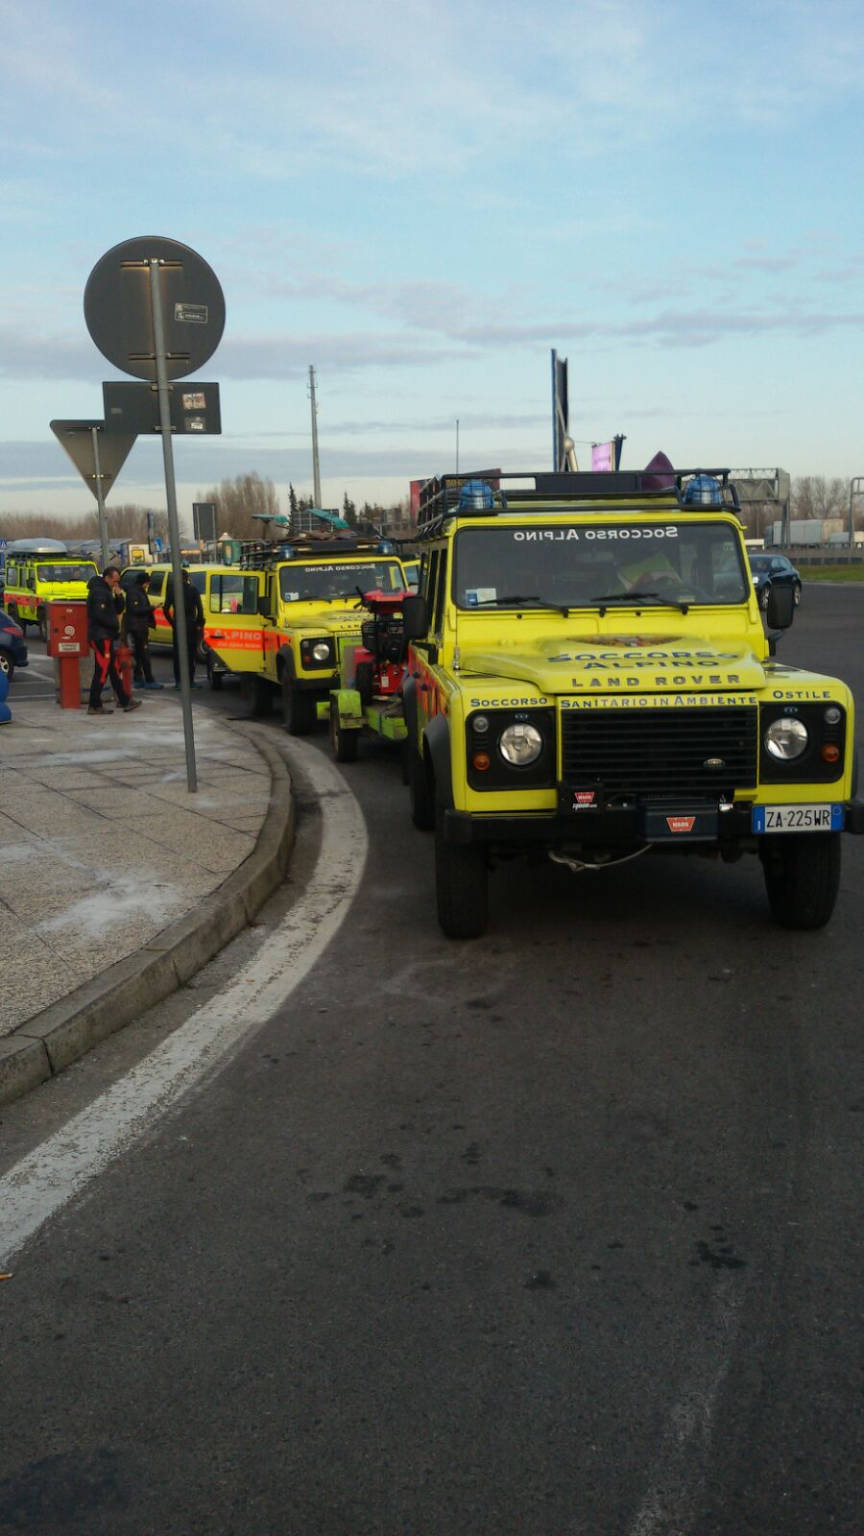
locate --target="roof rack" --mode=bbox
[236,533,398,570]
[415,468,740,531]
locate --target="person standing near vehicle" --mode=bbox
[123,571,163,690]
[86,566,142,716]
[163,565,205,688]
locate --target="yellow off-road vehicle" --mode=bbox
[203,534,408,730]
[402,468,864,939]
[3,539,98,640]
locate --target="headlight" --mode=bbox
[301,638,333,665]
[765,717,808,760]
[499,722,543,766]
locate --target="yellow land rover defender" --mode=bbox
[204,534,408,730]
[3,539,98,639]
[402,468,864,939]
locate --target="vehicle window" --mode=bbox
[36,563,97,582]
[423,550,438,606]
[148,573,166,602]
[211,573,260,615]
[432,549,448,632]
[278,560,403,601]
[453,522,751,608]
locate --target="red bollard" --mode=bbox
[115,641,134,699]
[56,655,82,709]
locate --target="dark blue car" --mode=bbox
[749,553,802,611]
[0,609,28,682]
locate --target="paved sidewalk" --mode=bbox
[0,692,294,1104]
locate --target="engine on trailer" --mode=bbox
[353,591,409,701]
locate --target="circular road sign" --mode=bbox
[84,235,225,381]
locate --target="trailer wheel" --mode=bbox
[329,698,358,762]
[761,832,841,930]
[434,817,488,939]
[355,661,374,705]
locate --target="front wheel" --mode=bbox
[9,606,26,634]
[281,673,316,735]
[408,746,435,830]
[329,698,358,762]
[761,832,841,930]
[793,582,802,606]
[0,651,13,683]
[37,608,48,642]
[206,656,223,691]
[434,818,488,939]
[239,674,274,717]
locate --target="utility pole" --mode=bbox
[309,365,322,506]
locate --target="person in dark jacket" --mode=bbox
[163,566,205,687]
[86,567,142,716]
[123,571,162,689]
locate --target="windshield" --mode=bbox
[279,560,404,602]
[36,563,98,583]
[453,522,750,610]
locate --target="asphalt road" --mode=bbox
[1,588,863,1536]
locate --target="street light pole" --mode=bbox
[309,365,321,507]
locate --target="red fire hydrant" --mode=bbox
[115,641,135,699]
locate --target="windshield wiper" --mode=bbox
[469,594,571,616]
[590,589,690,616]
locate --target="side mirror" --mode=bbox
[401,593,428,639]
[766,583,794,630]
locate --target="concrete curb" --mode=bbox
[0,724,294,1109]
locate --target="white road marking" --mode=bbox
[0,741,367,1267]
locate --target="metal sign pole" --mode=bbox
[90,426,111,568]
[149,257,198,793]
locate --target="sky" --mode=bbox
[1,0,863,531]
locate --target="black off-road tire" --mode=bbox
[761,832,841,930]
[408,746,435,830]
[434,817,488,939]
[282,673,316,735]
[9,606,26,634]
[37,608,48,642]
[329,698,358,762]
[355,661,374,705]
[240,674,274,717]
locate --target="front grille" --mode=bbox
[560,705,757,801]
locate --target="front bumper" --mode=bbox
[442,796,864,848]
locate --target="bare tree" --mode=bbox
[791,477,847,520]
[197,473,280,539]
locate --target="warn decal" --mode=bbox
[666,816,696,833]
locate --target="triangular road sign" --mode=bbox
[50,419,137,501]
